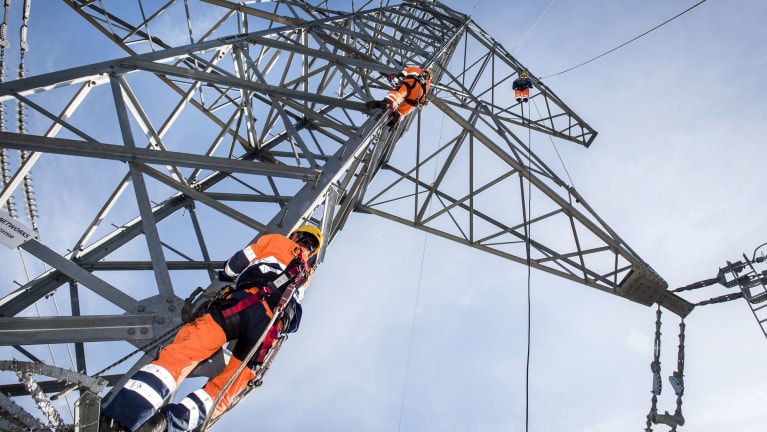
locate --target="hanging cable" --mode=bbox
[396,223,428,432]
[511,0,554,53]
[396,105,446,432]
[521,103,533,432]
[13,0,74,421]
[529,97,576,188]
[541,0,708,79]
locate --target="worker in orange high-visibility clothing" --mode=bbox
[366,66,432,127]
[513,71,533,103]
[100,226,323,432]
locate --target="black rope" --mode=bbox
[523,102,533,432]
[541,0,709,79]
[511,0,554,54]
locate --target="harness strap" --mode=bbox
[219,258,307,319]
[221,291,271,318]
[400,76,427,106]
[404,97,423,106]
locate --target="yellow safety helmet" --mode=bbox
[520,71,528,78]
[422,69,433,81]
[290,225,324,256]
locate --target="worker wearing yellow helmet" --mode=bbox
[289,224,323,257]
[101,226,323,432]
[366,65,433,127]
[513,70,533,103]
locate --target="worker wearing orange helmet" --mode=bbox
[513,71,533,103]
[367,66,432,127]
[100,226,323,432]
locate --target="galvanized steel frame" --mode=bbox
[0,0,691,424]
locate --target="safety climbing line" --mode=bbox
[45,320,185,405]
[199,300,284,431]
[529,98,576,188]
[396,109,440,432]
[510,0,554,54]
[644,306,686,431]
[522,101,533,432]
[201,334,289,431]
[200,266,306,432]
[92,323,183,380]
[62,285,225,396]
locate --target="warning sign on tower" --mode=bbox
[0,210,34,249]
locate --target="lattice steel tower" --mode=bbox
[0,1,693,430]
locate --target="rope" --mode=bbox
[201,263,311,432]
[541,0,708,79]
[396,106,444,432]
[396,224,427,432]
[10,4,73,420]
[16,241,78,419]
[522,102,533,432]
[530,98,575,187]
[89,322,183,380]
[511,0,555,54]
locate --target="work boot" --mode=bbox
[386,112,401,128]
[135,411,167,432]
[365,100,388,111]
[515,97,522,102]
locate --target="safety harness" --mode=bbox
[200,258,309,432]
[401,75,429,106]
[220,257,309,319]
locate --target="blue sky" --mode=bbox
[1,1,766,431]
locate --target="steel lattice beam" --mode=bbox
[0,0,692,422]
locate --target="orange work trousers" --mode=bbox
[385,78,425,120]
[154,314,256,419]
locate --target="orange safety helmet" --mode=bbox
[290,225,324,256]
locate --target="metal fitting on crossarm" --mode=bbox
[651,411,685,427]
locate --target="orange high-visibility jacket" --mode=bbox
[224,233,313,299]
